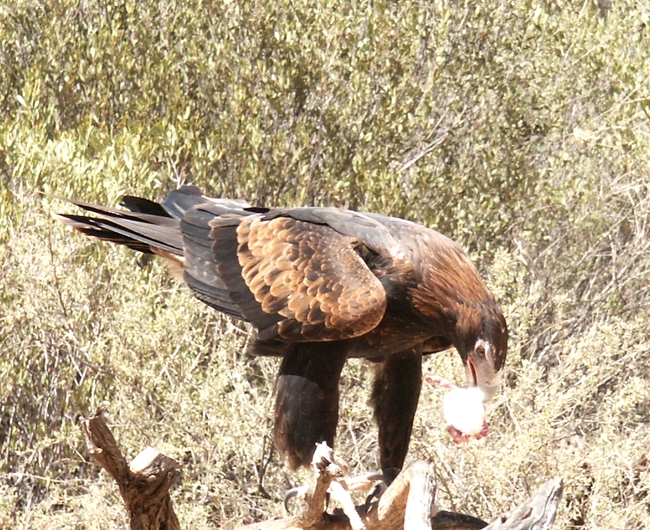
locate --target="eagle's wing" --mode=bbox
[56,187,397,342]
[181,204,389,341]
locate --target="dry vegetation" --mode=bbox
[1,0,650,528]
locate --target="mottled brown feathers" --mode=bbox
[235,216,386,341]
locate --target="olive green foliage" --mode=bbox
[1,0,649,528]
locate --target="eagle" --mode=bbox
[56,185,508,475]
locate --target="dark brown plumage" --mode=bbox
[55,185,508,473]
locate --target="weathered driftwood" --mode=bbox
[80,409,182,530]
[238,444,563,530]
[80,410,563,530]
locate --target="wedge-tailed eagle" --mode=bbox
[56,185,508,473]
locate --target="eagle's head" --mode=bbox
[455,302,508,401]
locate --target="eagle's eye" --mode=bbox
[475,344,486,358]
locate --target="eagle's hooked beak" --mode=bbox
[466,347,501,402]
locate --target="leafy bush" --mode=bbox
[1,0,649,528]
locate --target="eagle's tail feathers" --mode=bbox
[54,198,184,257]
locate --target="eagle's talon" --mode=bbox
[364,481,388,513]
[283,485,308,512]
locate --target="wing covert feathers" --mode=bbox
[233,216,387,341]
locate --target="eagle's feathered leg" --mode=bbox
[370,347,423,476]
[273,342,349,470]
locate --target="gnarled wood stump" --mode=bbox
[80,409,181,530]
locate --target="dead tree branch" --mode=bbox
[239,458,563,530]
